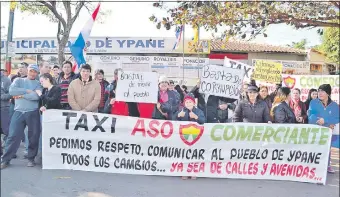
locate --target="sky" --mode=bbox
[0,2,322,47]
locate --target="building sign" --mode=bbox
[1,37,210,54]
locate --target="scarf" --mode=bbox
[290,99,301,118]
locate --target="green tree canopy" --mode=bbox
[287,39,307,50]
[150,1,339,41]
[319,27,340,64]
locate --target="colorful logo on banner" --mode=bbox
[179,124,204,146]
[283,76,296,89]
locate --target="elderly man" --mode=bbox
[1,70,12,156]
[1,65,42,169]
[39,61,51,75]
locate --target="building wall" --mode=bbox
[247,52,306,65]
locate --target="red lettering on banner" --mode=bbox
[269,164,316,178]
[170,162,183,172]
[187,162,205,173]
[210,162,222,174]
[131,119,174,139]
[225,162,259,175]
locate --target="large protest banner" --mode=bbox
[115,71,158,103]
[42,110,331,185]
[199,65,245,99]
[253,60,283,84]
[282,74,339,103]
[224,57,253,82]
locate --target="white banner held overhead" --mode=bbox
[199,65,245,99]
[224,57,253,82]
[115,71,158,103]
[42,110,331,185]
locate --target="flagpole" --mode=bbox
[182,25,185,83]
[197,25,200,78]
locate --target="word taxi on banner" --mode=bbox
[115,71,158,103]
[253,60,283,84]
[199,65,245,99]
[42,110,331,185]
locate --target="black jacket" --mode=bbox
[272,102,296,123]
[233,99,271,123]
[190,85,237,123]
[41,86,62,109]
[56,72,78,85]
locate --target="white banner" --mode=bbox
[282,74,339,103]
[224,57,253,82]
[199,65,245,99]
[115,71,158,103]
[42,110,331,184]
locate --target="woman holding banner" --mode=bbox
[233,85,271,123]
[270,87,296,124]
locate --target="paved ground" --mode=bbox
[1,146,339,197]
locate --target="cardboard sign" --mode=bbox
[224,58,253,82]
[115,71,158,103]
[253,60,283,84]
[199,65,245,99]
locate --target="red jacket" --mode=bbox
[111,101,129,116]
[138,103,155,119]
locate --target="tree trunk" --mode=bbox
[57,30,71,66]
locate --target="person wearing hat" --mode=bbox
[308,84,339,174]
[152,76,180,120]
[94,69,109,113]
[175,93,205,124]
[233,85,271,123]
[270,87,296,124]
[1,64,43,169]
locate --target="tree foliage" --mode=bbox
[319,27,340,64]
[17,1,107,65]
[150,1,340,41]
[287,39,307,50]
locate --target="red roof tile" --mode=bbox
[211,40,307,54]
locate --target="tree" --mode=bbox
[18,1,107,65]
[150,2,340,41]
[287,39,307,49]
[319,27,340,64]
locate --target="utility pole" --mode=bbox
[5,1,16,73]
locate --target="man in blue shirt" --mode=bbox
[1,65,42,169]
[308,84,339,173]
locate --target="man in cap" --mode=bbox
[308,84,339,173]
[1,64,42,169]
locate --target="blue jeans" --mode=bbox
[25,115,42,154]
[2,110,41,163]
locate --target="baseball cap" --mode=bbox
[27,64,39,72]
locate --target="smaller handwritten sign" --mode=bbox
[115,71,158,103]
[199,65,245,99]
[253,60,283,84]
[224,57,253,82]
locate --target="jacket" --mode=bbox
[175,107,205,124]
[272,102,296,123]
[67,76,101,112]
[152,90,180,120]
[110,101,129,116]
[308,98,339,127]
[233,99,271,123]
[56,72,78,85]
[1,73,11,108]
[41,86,62,109]
[262,96,272,110]
[290,100,307,123]
[191,85,237,123]
[138,103,154,119]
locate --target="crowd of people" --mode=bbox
[0,61,339,177]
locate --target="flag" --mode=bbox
[172,25,183,50]
[70,3,100,73]
[10,1,17,11]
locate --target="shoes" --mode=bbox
[12,154,17,159]
[23,154,28,159]
[27,160,35,167]
[0,162,9,170]
[327,166,335,174]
